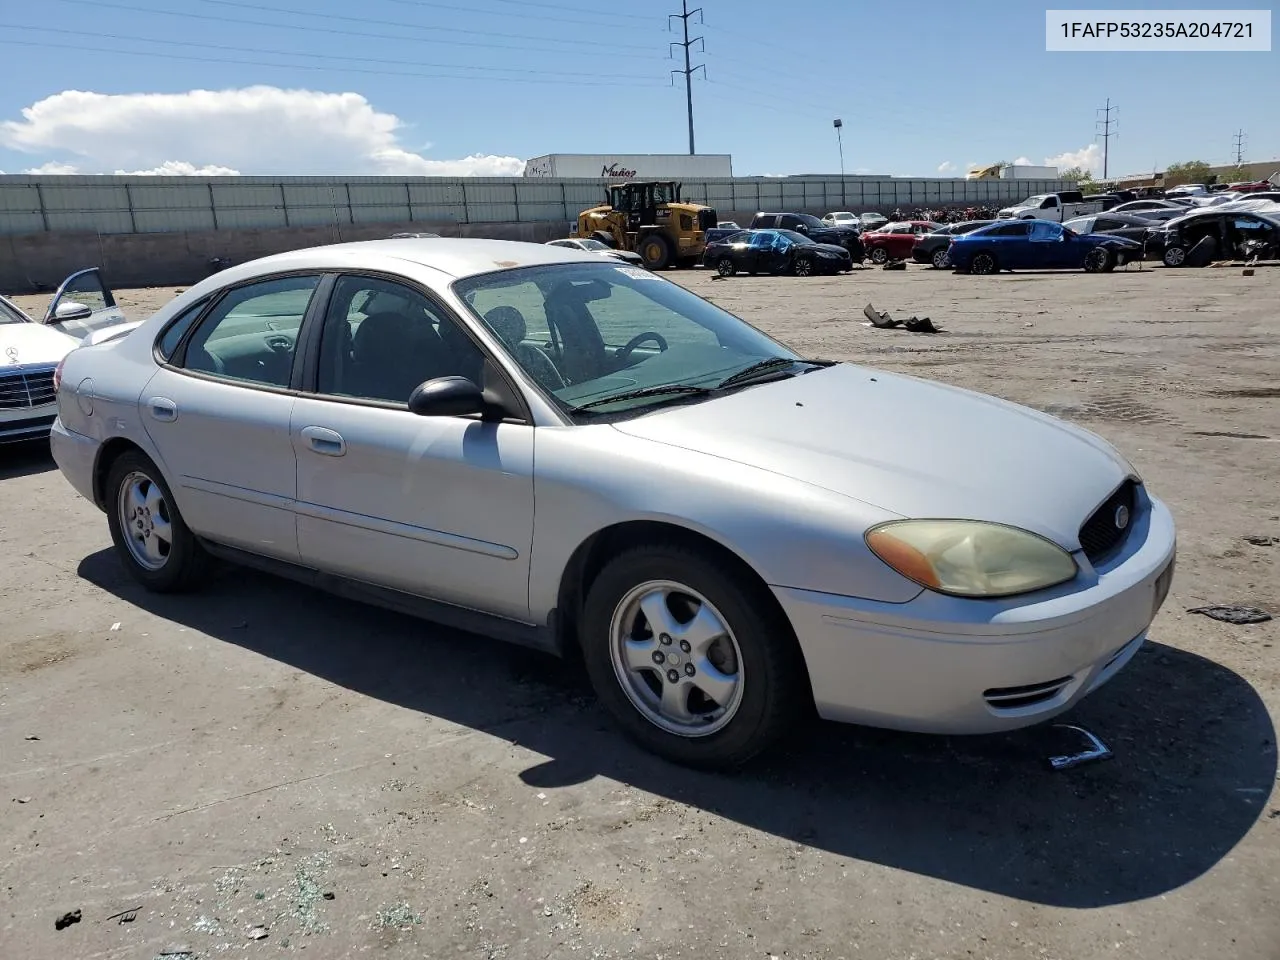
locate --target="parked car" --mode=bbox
[1152,209,1280,266]
[702,229,853,277]
[704,225,747,246]
[1,267,128,444]
[822,211,859,227]
[49,237,1176,767]
[997,190,1104,223]
[1061,212,1162,249]
[717,221,741,229]
[911,220,996,268]
[546,237,646,267]
[749,212,865,261]
[856,212,888,231]
[1109,199,1187,222]
[947,219,1143,274]
[861,221,941,264]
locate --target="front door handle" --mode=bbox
[147,397,177,422]
[301,425,345,457]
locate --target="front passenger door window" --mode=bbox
[180,275,318,388]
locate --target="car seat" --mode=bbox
[483,306,566,392]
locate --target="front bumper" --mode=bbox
[773,493,1177,734]
[49,417,102,505]
[0,409,57,444]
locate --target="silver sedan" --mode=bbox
[49,238,1177,768]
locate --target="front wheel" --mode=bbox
[869,247,889,264]
[1083,247,1112,273]
[580,545,807,769]
[105,450,209,592]
[639,234,673,270]
[1163,245,1187,267]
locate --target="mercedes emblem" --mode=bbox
[1114,504,1130,530]
[4,345,18,363]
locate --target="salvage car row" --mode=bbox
[5,236,1176,770]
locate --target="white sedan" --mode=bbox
[49,239,1176,768]
[2,268,128,443]
[546,237,646,267]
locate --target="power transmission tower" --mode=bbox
[1232,128,1247,165]
[1095,98,1118,179]
[668,1,705,155]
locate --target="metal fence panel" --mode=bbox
[40,184,129,211]
[212,206,287,230]
[45,210,134,233]
[350,205,412,225]
[134,208,217,232]
[0,184,40,213]
[128,184,210,209]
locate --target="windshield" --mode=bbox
[0,297,32,324]
[829,212,855,221]
[577,238,608,250]
[776,229,815,245]
[453,262,799,418]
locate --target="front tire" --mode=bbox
[639,234,673,270]
[1083,247,1112,273]
[580,545,806,769]
[1163,245,1187,267]
[105,450,209,592]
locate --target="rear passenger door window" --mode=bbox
[180,275,319,388]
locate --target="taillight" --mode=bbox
[53,356,66,392]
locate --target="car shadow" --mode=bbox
[77,548,1276,910]
[0,441,56,481]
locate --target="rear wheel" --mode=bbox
[716,257,737,277]
[639,234,673,270]
[970,251,998,275]
[869,246,889,264]
[581,545,806,769]
[931,247,949,269]
[105,450,209,592]
[793,256,814,277]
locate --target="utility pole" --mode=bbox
[1233,128,1247,165]
[668,1,704,155]
[1095,98,1117,179]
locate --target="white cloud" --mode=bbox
[1,86,524,177]
[937,160,956,173]
[1044,143,1102,173]
[1013,156,1032,166]
[114,160,242,176]
[23,160,80,174]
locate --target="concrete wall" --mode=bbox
[0,219,566,294]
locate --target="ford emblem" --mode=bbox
[1114,505,1130,530]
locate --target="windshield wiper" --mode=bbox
[570,383,715,413]
[715,356,807,390]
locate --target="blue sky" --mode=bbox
[0,0,1275,177]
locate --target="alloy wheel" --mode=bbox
[117,470,173,571]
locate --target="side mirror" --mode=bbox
[51,300,93,323]
[407,376,488,417]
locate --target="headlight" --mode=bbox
[865,520,1078,598]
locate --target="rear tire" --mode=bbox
[105,450,210,593]
[716,257,737,277]
[931,247,949,269]
[969,251,998,275]
[639,234,673,270]
[869,247,889,264]
[793,256,814,277]
[580,545,807,769]
[1083,247,1112,273]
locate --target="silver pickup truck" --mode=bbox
[997,190,1104,223]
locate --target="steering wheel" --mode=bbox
[615,332,668,364]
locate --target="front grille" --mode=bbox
[1079,479,1138,566]
[984,676,1074,711]
[0,369,56,409]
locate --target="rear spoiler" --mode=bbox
[81,320,142,346]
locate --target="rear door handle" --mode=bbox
[147,397,177,422]
[301,425,345,457]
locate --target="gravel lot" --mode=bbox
[2,263,1278,960]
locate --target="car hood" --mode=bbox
[0,321,80,366]
[611,364,1131,549]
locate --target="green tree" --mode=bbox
[1164,160,1211,186]
[1059,166,1097,190]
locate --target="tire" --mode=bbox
[105,450,210,593]
[1162,245,1187,267]
[639,234,673,270]
[869,246,889,264]
[716,257,737,277]
[580,545,807,769]
[970,251,998,275]
[793,256,814,277]
[931,247,949,269]
[590,230,616,248]
[1083,247,1111,273]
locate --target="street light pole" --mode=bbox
[833,118,845,205]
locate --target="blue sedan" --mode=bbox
[947,219,1144,275]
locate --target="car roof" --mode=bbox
[204,238,596,284]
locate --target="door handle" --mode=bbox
[147,397,177,422]
[301,425,345,457]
